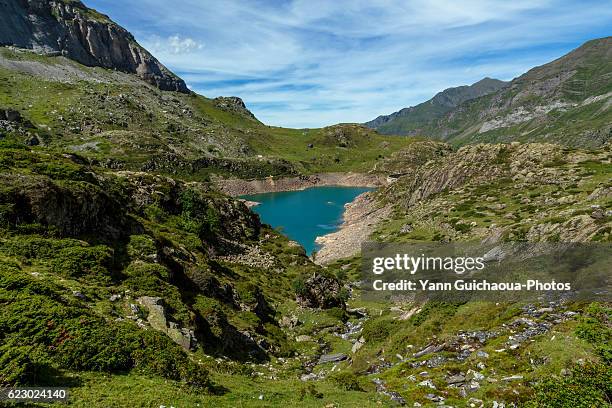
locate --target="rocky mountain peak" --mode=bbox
[0,0,188,92]
[430,77,508,108]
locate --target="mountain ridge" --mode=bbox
[366,37,612,148]
[365,77,508,133]
[0,0,188,92]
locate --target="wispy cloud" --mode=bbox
[148,35,204,55]
[85,0,612,128]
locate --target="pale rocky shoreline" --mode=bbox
[313,191,391,265]
[214,172,386,196]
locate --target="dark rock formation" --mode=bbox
[213,96,258,120]
[0,173,132,238]
[296,272,345,309]
[0,0,188,92]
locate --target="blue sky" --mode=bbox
[84,0,611,128]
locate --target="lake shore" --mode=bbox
[313,190,391,265]
[214,172,386,196]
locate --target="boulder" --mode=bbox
[296,272,345,309]
[137,296,197,350]
[318,353,347,364]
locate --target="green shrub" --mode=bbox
[329,371,363,391]
[178,189,221,242]
[144,204,167,222]
[124,262,169,281]
[126,235,157,261]
[525,362,611,408]
[299,383,323,400]
[55,322,137,372]
[0,140,28,150]
[292,275,307,296]
[0,236,84,259]
[575,303,612,363]
[361,317,397,343]
[51,245,113,280]
[326,307,348,322]
[409,301,461,326]
[453,222,472,233]
[31,162,93,182]
[263,322,294,357]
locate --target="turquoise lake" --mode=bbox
[242,186,373,255]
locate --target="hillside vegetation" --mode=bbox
[0,47,415,179]
[0,1,610,406]
[367,37,612,148]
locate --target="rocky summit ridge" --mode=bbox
[0,0,188,92]
[365,77,508,132]
[367,37,612,148]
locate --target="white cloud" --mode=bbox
[86,0,612,128]
[148,34,203,55]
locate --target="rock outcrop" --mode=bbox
[213,97,258,121]
[0,0,188,92]
[296,272,345,309]
[0,173,131,238]
[137,296,197,350]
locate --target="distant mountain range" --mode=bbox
[366,37,612,148]
[365,77,508,134]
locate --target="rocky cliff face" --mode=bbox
[0,0,188,92]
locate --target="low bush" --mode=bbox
[51,245,113,281]
[329,371,363,391]
[361,317,397,343]
[525,362,611,408]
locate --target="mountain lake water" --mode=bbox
[242,186,373,255]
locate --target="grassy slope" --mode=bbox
[0,47,415,178]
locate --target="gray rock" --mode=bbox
[466,369,485,381]
[318,353,348,364]
[352,337,365,353]
[295,335,312,342]
[279,315,300,328]
[418,379,436,389]
[425,393,444,402]
[137,296,197,350]
[213,97,257,120]
[72,290,85,299]
[413,342,445,358]
[426,355,447,368]
[400,224,413,234]
[0,0,188,92]
[468,397,484,407]
[296,273,345,309]
[446,374,465,384]
[300,373,318,381]
[501,375,523,381]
